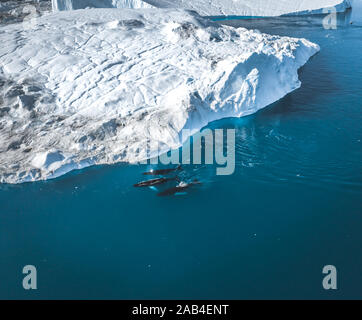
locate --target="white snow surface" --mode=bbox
[52,0,352,16]
[52,0,153,11]
[0,8,319,183]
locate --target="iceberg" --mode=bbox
[0,8,319,183]
[52,0,352,16]
[144,0,352,16]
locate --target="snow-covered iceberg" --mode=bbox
[52,0,352,16]
[0,8,319,183]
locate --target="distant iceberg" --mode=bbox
[52,0,352,16]
[0,8,319,183]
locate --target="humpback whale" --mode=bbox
[143,165,182,176]
[134,177,178,188]
[157,180,201,197]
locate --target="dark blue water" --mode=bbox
[0,7,361,299]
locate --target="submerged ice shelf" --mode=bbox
[52,0,352,16]
[0,8,319,183]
